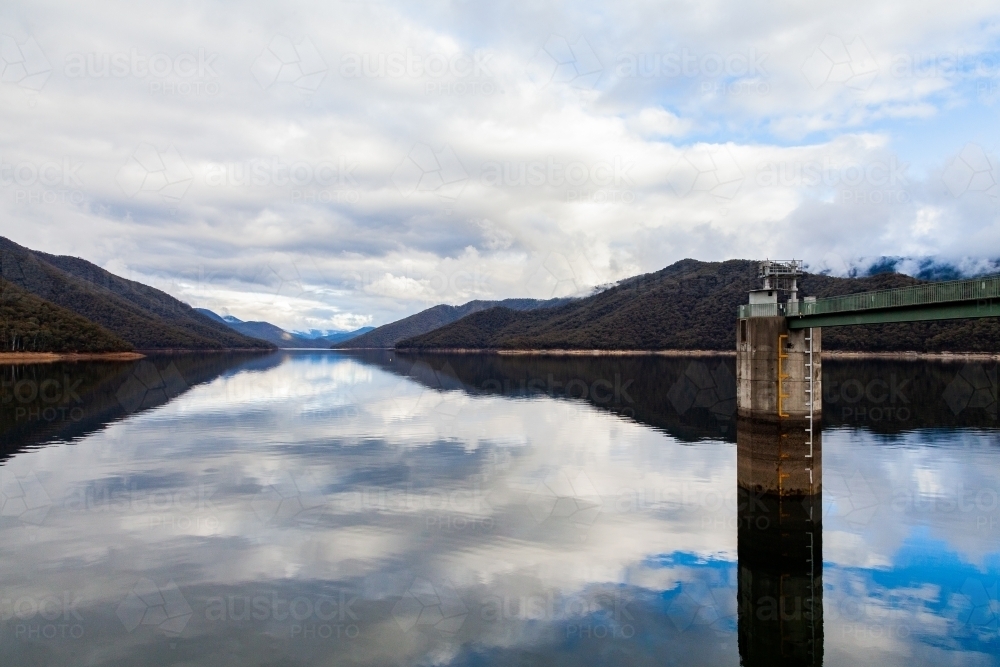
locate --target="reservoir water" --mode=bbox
[1,350,999,665]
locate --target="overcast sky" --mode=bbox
[2,0,1000,330]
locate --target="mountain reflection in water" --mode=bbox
[0,353,282,460]
[0,350,996,666]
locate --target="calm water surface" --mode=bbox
[1,350,999,665]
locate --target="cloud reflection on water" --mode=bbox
[0,351,997,665]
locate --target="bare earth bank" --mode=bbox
[392,348,1000,360]
[0,352,146,363]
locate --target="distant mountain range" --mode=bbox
[294,327,377,343]
[398,259,1000,353]
[826,255,1000,282]
[0,236,272,352]
[6,235,1000,356]
[321,328,376,344]
[195,308,372,348]
[333,298,574,349]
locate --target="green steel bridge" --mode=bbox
[737,274,1000,329]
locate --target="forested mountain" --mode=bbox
[397,259,1000,352]
[0,279,132,352]
[8,237,997,356]
[0,237,272,350]
[333,298,573,349]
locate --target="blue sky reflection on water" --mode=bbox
[0,351,998,665]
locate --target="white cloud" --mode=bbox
[626,107,693,139]
[1,0,999,328]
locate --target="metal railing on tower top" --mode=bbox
[738,274,1000,319]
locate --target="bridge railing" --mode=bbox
[738,303,785,318]
[738,274,1000,320]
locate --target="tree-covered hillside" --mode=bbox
[335,298,572,349]
[398,259,1000,352]
[0,279,132,352]
[0,236,273,350]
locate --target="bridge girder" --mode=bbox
[786,299,1000,329]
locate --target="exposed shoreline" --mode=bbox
[392,348,736,357]
[131,348,276,354]
[0,352,146,363]
[6,348,997,363]
[0,348,274,363]
[390,347,1000,360]
[821,350,1000,361]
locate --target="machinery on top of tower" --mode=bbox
[749,259,803,308]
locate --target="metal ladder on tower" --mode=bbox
[804,327,818,656]
[804,328,815,500]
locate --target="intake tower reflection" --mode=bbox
[737,418,823,666]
